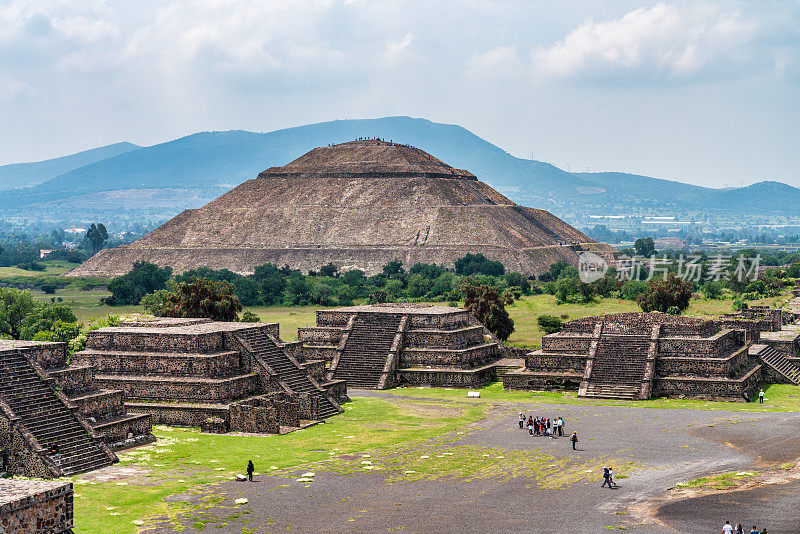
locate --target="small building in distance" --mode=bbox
[298,304,503,389]
[503,312,800,400]
[72,318,346,434]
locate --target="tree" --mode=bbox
[85,223,109,254]
[19,303,77,340]
[233,277,262,306]
[311,283,335,305]
[462,284,515,341]
[342,269,366,287]
[634,237,656,257]
[318,263,339,278]
[454,253,505,276]
[240,310,260,323]
[407,273,434,298]
[537,315,563,335]
[382,260,405,278]
[159,277,242,321]
[106,261,172,305]
[637,273,693,314]
[0,288,37,339]
[409,263,445,279]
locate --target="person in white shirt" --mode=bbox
[723,521,734,534]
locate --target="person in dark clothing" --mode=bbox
[570,431,578,450]
[247,460,255,482]
[601,467,612,488]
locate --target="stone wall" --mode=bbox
[657,329,744,358]
[404,326,485,349]
[651,365,762,400]
[128,402,228,427]
[10,343,69,370]
[87,330,226,354]
[301,360,326,380]
[397,366,495,388]
[74,350,242,378]
[541,334,592,354]
[298,326,344,345]
[524,352,588,373]
[47,365,94,395]
[655,347,751,378]
[0,480,73,534]
[503,370,584,391]
[399,343,498,369]
[73,390,125,420]
[96,374,260,402]
[95,414,153,443]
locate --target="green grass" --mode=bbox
[0,260,80,278]
[385,381,800,412]
[73,396,486,533]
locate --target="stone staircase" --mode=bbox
[236,329,340,419]
[0,350,114,476]
[336,313,402,389]
[582,335,650,400]
[758,345,800,385]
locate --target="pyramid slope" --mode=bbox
[71,141,614,277]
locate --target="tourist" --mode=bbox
[247,460,255,482]
[750,526,758,534]
[608,467,615,487]
[722,521,733,534]
[50,442,60,459]
[761,528,768,533]
[527,416,534,435]
[601,467,612,488]
[735,524,743,534]
[570,431,578,450]
[759,389,765,403]
[519,412,525,429]
[534,417,541,436]
[558,416,564,436]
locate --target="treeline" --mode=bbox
[104,254,531,308]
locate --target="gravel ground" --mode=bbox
[155,391,800,534]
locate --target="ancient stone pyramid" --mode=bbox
[72,140,614,277]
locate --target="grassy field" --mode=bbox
[0,260,80,278]
[36,288,790,347]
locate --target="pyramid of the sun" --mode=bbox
[71,140,615,277]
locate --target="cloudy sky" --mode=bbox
[0,0,798,188]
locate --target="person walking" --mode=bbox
[759,389,765,404]
[722,521,733,534]
[608,467,615,487]
[527,416,534,435]
[570,431,578,450]
[601,467,611,488]
[735,524,743,534]
[750,527,758,534]
[519,412,525,429]
[247,460,255,482]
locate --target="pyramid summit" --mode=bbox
[71,139,614,277]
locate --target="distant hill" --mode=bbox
[0,142,140,191]
[0,117,795,224]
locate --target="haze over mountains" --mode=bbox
[1,117,796,226]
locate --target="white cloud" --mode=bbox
[466,45,520,79]
[531,3,754,80]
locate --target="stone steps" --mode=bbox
[334,314,401,389]
[0,350,113,476]
[237,329,340,420]
[758,346,800,385]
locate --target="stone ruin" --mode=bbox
[72,318,346,436]
[298,304,503,389]
[0,339,150,478]
[0,479,72,534]
[503,311,800,400]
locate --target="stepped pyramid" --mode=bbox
[72,140,614,277]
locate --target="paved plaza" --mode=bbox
[150,390,800,533]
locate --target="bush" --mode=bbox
[537,315,563,334]
[40,284,58,294]
[637,274,693,314]
[240,310,260,322]
[454,253,505,276]
[19,304,77,340]
[16,261,45,271]
[159,277,242,321]
[106,261,172,305]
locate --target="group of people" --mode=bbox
[519,413,565,437]
[517,413,580,449]
[723,521,768,534]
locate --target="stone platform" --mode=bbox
[503,312,767,401]
[74,318,346,434]
[299,304,503,389]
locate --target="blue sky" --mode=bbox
[0,0,798,188]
